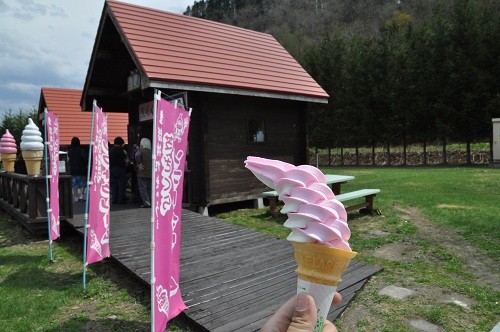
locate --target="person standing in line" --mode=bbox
[67,137,88,202]
[109,136,128,204]
[14,149,27,175]
[134,138,152,208]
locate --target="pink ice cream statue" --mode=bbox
[0,129,18,172]
[245,156,357,331]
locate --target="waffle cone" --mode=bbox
[2,153,17,172]
[22,150,43,176]
[291,242,357,286]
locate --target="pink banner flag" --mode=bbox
[86,105,111,264]
[46,111,60,240]
[153,97,190,331]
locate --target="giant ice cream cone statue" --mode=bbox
[0,129,18,172]
[245,156,356,331]
[20,119,44,176]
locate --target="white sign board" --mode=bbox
[493,118,500,162]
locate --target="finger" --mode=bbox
[323,320,338,332]
[332,292,342,305]
[260,296,297,332]
[287,292,317,332]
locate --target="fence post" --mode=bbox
[442,137,447,165]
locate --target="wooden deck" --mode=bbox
[66,201,382,331]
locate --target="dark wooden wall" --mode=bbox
[197,93,307,206]
[124,90,308,208]
[185,92,207,207]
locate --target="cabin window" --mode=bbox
[248,119,266,143]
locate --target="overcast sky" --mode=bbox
[0,0,193,115]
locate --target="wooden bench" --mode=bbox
[262,188,380,217]
[336,189,380,212]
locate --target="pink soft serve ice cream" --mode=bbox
[245,156,356,331]
[244,156,351,250]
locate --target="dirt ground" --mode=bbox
[339,204,499,331]
[391,205,499,291]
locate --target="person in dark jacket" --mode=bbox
[109,136,128,204]
[68,137,88,202]
[14,150,27,175]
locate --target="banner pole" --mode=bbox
[43,108,54,263]
[82,100,97,291]
[151,89,161,332]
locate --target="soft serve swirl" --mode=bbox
[245,156,351,250]
[20,118,44,151]
[0,129,17,154]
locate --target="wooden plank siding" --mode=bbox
[201,94,307,206]
[64,202,382,331]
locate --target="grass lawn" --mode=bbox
[327,167,499,258]
[0,218,192,332]
[216,167,500,331]
[1,167,498,331]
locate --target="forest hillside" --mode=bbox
[183,0,500,154]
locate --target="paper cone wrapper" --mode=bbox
[292,242,357,332]
[2,153,16,172]
[22,150,43,176]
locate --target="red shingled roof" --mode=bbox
[106,0,329,102]
[40,88,128,146]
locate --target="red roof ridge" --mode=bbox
[84,1,329,103]
[107,0,273,38]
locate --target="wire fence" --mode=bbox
[309,144,492,167]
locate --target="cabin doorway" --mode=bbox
[129,121,192,208]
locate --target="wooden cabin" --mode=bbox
[81,0,329,213]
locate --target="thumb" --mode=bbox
[287,292,318,332]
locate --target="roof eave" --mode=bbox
[149,80,329,104]
[81,3,110,111]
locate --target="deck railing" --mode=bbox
[0,172,73,235]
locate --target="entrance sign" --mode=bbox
[151,92,190,332]
[46,111,60,241]
[44,109,60,262]
[86,104,111,265]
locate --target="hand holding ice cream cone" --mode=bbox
[245,156,356,331]
[261,292,342,332]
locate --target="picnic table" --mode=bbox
[324,174,355,195]
[262,174,355,217]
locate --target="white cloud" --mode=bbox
[5,82,39,92]
[0,0,193,115]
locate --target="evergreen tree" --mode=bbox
[0,108,38,147]
[184,0,500,153]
